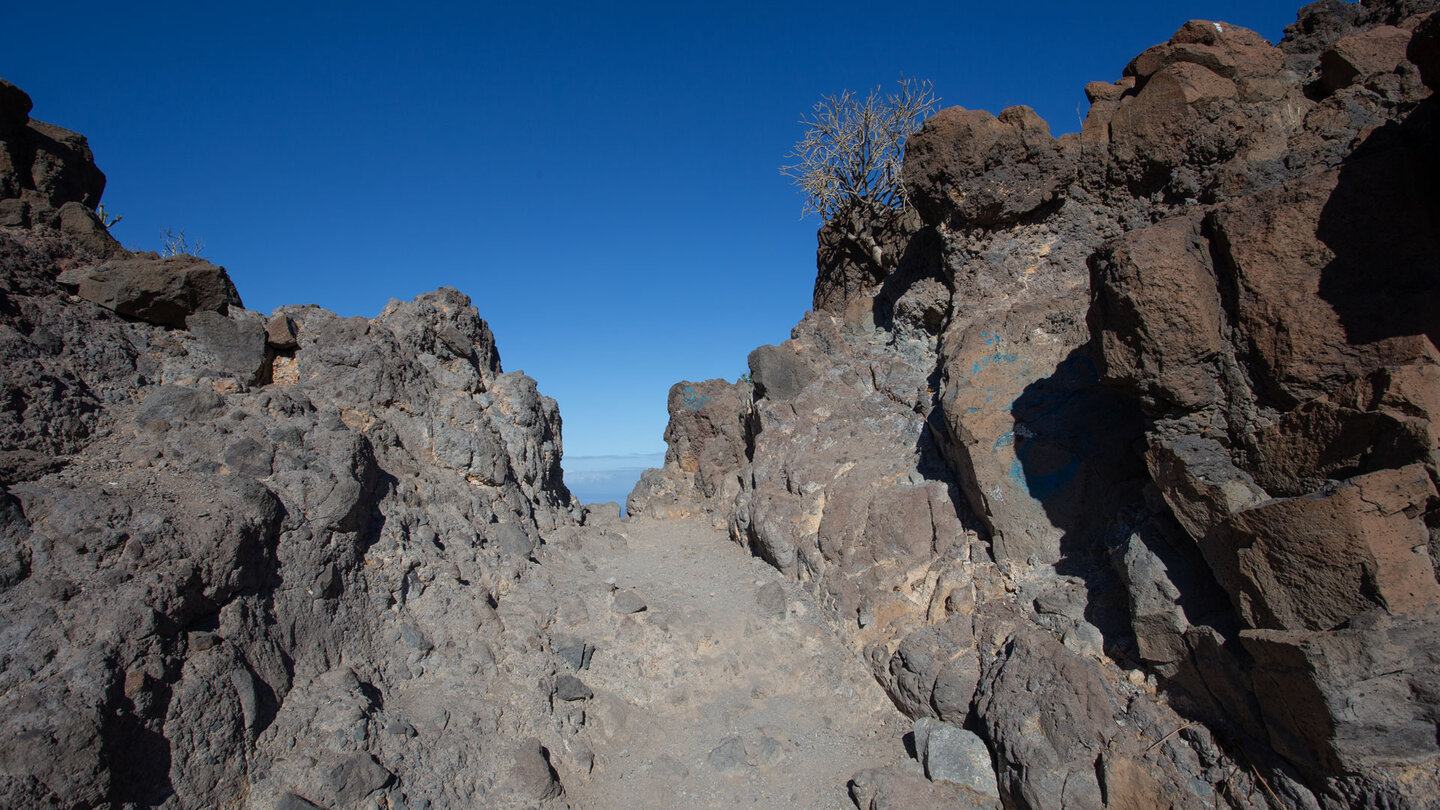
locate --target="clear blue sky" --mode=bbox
[8,0,1305,457]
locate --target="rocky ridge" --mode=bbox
[630,2,1440,808]
[0,77,595,808]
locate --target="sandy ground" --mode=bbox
[517,516,911,809]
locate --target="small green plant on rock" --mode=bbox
[95,203,121,229]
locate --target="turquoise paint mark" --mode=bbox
[1013,440,1083,500]
[680,386,710,411]
[1009,458,1030,496]
[970,353,1017,376]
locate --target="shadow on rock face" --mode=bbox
[1007,346,1155,654]
[104,713,174,805]
[1316,100,1440,349]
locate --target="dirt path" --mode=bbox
[512,516,910,809]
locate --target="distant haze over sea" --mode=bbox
[563,452,666,513]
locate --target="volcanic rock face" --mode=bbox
[0,80,584,808]
[637,1,1440,807]
[627,378,750,525]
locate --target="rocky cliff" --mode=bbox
[0,78,593,808]
[632,2,1440,808]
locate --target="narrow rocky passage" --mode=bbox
[502,516,912,809]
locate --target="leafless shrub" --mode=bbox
[781,77,938,267]
[159,228,206,258]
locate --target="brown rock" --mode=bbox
[54,201,124,259]
[25,119,106,210]
[0,79,32,137]
[1126,20,1285,81]
[0,80,107,216]
[1249,353,1440,496]
[1146,436,1268,543]
[1083,80,1128,103]
[1088,212,1225,411]
[902,105,1073,229]
[1208,156,1439,406]
[1208,464,1440,632]
[1099,754,1186,810]
[1320,25,1415,91]
[71,255,243,328]
[1242,611,1440,786]
[1107,61,1241,193]
[1281,0,1361,65]
[265,313,299,350]
[627,378,749,521]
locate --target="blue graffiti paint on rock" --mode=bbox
[1012,439,1082,499]
[680,386,710,411]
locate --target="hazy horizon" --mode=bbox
[563,451,667,510]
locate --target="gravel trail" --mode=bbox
[509,516,910,809]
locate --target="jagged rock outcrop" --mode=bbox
[635,2,1440,808]
[0,79,583,808]
[626,378,749,525]
[0,79,120,258]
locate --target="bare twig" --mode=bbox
[1143,720,1198,754]
[159,228,206,258]
[1246,757,1284,808]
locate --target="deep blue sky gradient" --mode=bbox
[8,0,1306,457]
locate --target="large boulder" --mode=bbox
[1080,20,1316,205]
[903,105,1073,230]
[1088,212,1225,412]
[1207,156,1439,407]
[1320,24,1416,91]
[1206,464,1439,632]
[748,342,817,402]
[61,254,243,328]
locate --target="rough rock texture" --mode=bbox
[626,378,750,526]
[59,254,243,328]
[0,79,118,259]
[635,2,1440,808]
[903,105,1074,230]
[0,79,584,808]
